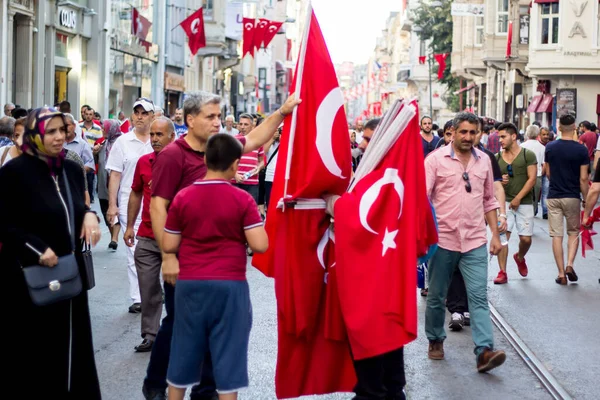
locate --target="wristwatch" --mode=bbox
[498,214,507,219]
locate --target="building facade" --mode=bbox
[0,0,110,116]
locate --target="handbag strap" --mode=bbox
[266,144,279,167]
[61,169,77,253]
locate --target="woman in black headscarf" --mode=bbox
[0,107,102,398]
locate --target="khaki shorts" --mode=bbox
[547,198,581,237]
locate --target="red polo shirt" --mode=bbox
[152,135,247,201]
[131,152,155,239]
[164,180,263,280]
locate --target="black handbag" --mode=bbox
[22,170,83,306]
[81,241,95,290]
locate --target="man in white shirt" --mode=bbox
[106,98,154,313]
[521,124,546,216]
[220,114,239,136]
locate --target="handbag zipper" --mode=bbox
[53,176,72,239]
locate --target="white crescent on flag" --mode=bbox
[359,168,404,234]
[191,18,200,34]
[315,87,345,179]
[244,22,253,30]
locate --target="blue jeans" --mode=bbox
[144,282,217,399]
[541,175,549,216]
[425,245,494,358]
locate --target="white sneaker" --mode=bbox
[449,312,464,331]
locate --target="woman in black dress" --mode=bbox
[0,107,102,398]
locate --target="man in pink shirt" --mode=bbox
[424,112,505,373]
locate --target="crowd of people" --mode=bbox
[1,93,598,400]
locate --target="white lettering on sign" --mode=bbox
[59,9,77,29]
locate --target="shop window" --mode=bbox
[203,0,214,21]
[56,33,69,58]
[475,16,484,46]
[497,0,509,34]
[540,3,559,45]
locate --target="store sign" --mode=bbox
[556,88,577,119]
[59,8,77,29]
[225,2,243,40]
[451,3,484,16]
[164,72,185,92]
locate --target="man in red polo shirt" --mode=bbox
[234,113,264,204]
[140,91,301,400]
[124,116,175,353]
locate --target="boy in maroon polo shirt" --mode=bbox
[162,134,268,400]
[124,117,175,353]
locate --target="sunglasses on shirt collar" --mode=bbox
[462,172,472,193]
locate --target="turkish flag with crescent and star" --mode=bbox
[131,7,152,41]
[180,8,206,56]
[263,20,284,48]
[253,18,269,51]
[251,8,355,399]
[334,101,438,360]
[242,18,256,58]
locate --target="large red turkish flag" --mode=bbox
[242,18,255,58]
[180,8,206,56]
[251,8,355,399]
[334,101,438,360]
[253,18,269,51]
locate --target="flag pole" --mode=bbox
[283,0,312,203]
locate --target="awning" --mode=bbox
[527,94,543,112]
[536,93,553,113]
[453,83,477,95]
[534,0,558,4]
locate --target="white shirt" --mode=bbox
[0,145,14,167]
[521,138,545,177]
[220,126,240,136]
[596,135,600,151]
[265,141,280,182]
[105,130,153,209]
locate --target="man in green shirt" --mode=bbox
[494,123,538,284]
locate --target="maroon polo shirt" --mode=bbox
[131,152,155,239]
[164,180,263,280]
[152,135,247,201]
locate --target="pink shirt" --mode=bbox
[425,145,499,253]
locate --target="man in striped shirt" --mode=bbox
[234,113,264,204]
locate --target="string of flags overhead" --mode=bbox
[243,18,285,58]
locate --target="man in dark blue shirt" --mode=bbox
[544,115,589,285]
[420,116,440,157]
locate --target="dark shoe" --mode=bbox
[428,340,444,360]
[555,276,567,285]
[142,382,166,400]
[135,338,154,352]
[108,241,118,251]
[543,214,548,220]
[420,288,428,297]
[129,302,142,313]
[565,266,578,282]
[477,348,506,373]
[463,312,471,326]
[449,312,464,332]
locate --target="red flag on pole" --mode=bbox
[335,101,438,360]
[418,56,426,65]
[506,21,513,58]
[242,18,255,58]
[180,8,206,56]
[251,5,355,399]
[253,18,269,51]
[132,7,152,40]
[433,53,449,80]
[263,20,284,48]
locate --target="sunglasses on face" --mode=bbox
[462,172,472,193]
[507,164,514,177]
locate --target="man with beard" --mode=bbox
[420,116,440,157]
[173,108,187,138]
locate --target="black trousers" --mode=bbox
[352,347,406,400]
[446,267,469,314]
[257,169,266,206]
[86,171,95,201]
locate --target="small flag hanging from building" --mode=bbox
[180,8,207,57]
[433,53,449,80]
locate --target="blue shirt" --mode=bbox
[174,123,187,138]
[64,135,95,170]
[545,140,588,199]
[422,135,441,157]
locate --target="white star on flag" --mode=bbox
[382,228,398,256]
